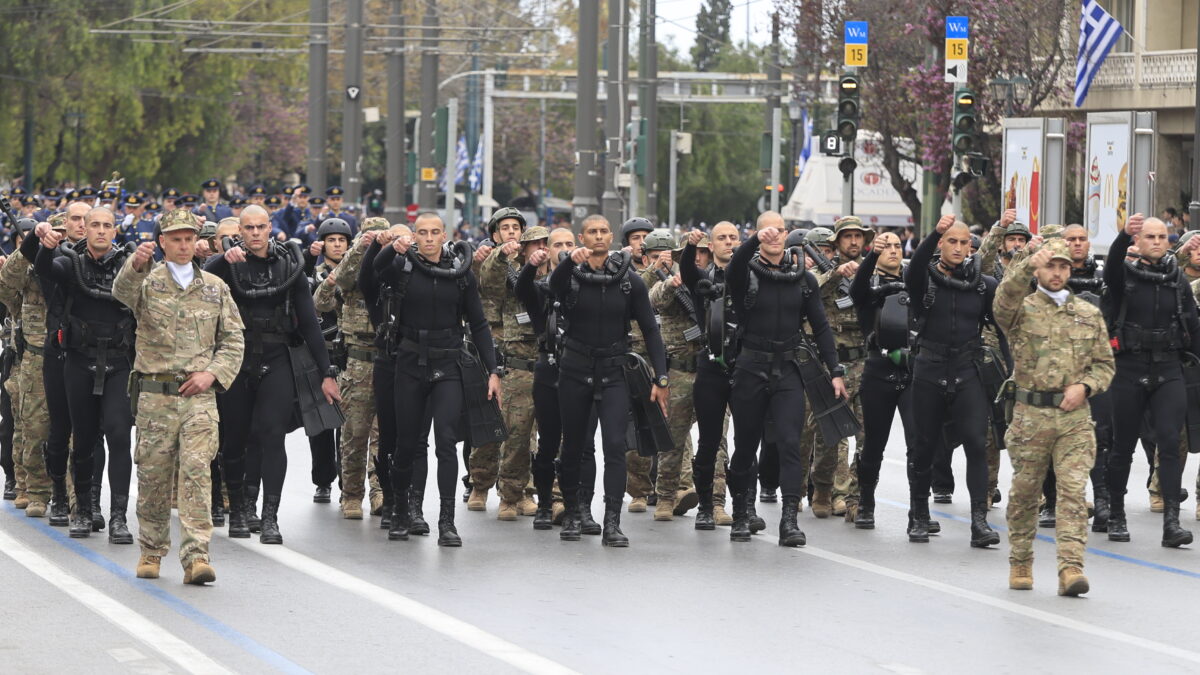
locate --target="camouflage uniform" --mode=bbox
[625,267,659,501]
[993,241,1115,576]
[479,238,542,509]
[648,262,702,505]
[113,215,245,570]
[469,244,505,494]
[314,220,386,512]
[0,249,51,509]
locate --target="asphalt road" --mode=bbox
[3,417,1200,675]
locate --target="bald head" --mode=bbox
[1137,217,1171,261]
[240,204,269,223]
[756,211,784,231]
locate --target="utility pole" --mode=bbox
[443,98,458,228]
[384,0,405,221]
[418,1,440,209]
[765,13,781,213]
[571,0,601,230]
[306,0,328,193]
[465,46,480,227]
[770,106,782,212]
[918,43,940,237]
[641,0,659,221]
[341,0,364,203]
[1191,3,1200,229]
[601,0,627,227]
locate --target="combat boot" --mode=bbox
[855,483,876,530]
[380,493,393,530]
[227,487,250,539]
[69,490,92,537]
[245,485,262,533]
[970,499,1000,548]
[932,489,953,504]
[778,497,807,547]
[3,477,14,500]
[746,491,766,533]
[730,490,752,542]
[437,497,462,547]
[49,476,69,527]
[212,501,226,527]
[313,485,332,503]
[811,486,833,518]
[136,554,161,579]
[342,499,364,520]
[1162,500,1194,548]
[533,502,554,530]
[108,495,133,545]
[1091,488,1110,533]
[516,496,539,517]
[907,498,930,543]
[627,496,647,513]
[694,484,716,531]
[90,485,105,532]
[713,492,733,526]
[370,492,385,516]
[13,491,28,509]
[578,489,601,535]
[408,489,430,536]
[466,487,488,511]
[601,497,629,547]
[1009,563,1033,590]
[259,495,283,545]
[1149,490,1164,513]
[551,501,565,524]
[654,497,676,521]
[533,481,554,530]
[759,486,778,503]
[673,487,699,516]
[1057,566,1089,597]
[25,500,46,517]
[183,559,216,586]
[388,490,410,541]
[497,500,518,521]
[832,495,848,517]
[1107,500,1130,542]
[560,492,582,541]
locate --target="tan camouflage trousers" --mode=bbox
[1005,404,1095,573]
[469,438,500,490]
[134,390,219,567]
[338,356,377,502]
[497,369,536,503]
[808,359,864,505]
[655,370,696,499]
[9,352,50,504]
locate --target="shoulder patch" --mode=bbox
[200,284,221,303]
[149,278,167,293]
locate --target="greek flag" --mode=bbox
[440,136,471,191]
[1075,0,1123,107]
[469,137,483,192]
[796,109,813,178]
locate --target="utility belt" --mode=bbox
[63,319,133,396]
[500,352,538,373]
[738,333,811,367]
[244,326,291,355]
[395,324,463,367]
[668,354,698,373]
[1014,388,1064,408]
[346,345,377,363]
[20,335,43,358]
[914,337,982,359]
[128,372,187,416]
[1114,323,1184,356]
[837,344,868,362]
[558,336,632,401]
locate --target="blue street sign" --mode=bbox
[844,21,868,44]
[945,15,969,40]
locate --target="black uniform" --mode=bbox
[35,239,136,541]
[904,229,1000,546]
[725,234,839,545]
[307,259,341,501]
[550,251,666,544]
[371,242,497,546]
[1101,231,1200,546]
[0,303,16,497]
[206,242,332,544]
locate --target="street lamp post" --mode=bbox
[65,110,84,186]
[787,97,802,199]
[988,75,1031,118]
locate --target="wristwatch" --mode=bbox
[655,375,669,388]
[325,366,340,378]
[830,364,846,378]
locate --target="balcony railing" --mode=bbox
[1092,49,1197,89]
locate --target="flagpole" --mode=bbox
[1190,5,1200,230]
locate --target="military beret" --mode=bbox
[326,186,344,197]
[160,208,201,233]
[201,178,221,190]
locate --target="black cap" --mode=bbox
[308,197,326,207]
[134,190,149,201]
[265,195,283,207]
[10,187,27,197]
[78,187,98,198]
[42,188,63,199]
[66,189,80,200]
[282,185,294,196]
[123,195,144,207]
[179,194,199,206]
[161,187,181,199]
[325,186,344,197]
[19,195,37,206]
[293,184,312,195]
[248,185,266,196]
[146,201,162,211]
[229,197,247,208]
[201,178,221,190]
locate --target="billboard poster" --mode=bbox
[1002,123,1046,234]
[1085,119,1131,251]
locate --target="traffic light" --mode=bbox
[625,119,647,177]
[836,74,860,142]
[952,89,978,156]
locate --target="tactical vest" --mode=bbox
[912,254,987,342]
[1106,255,1190,354]
[60,242,136,353]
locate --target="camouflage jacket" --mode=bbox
[978,224,1008,279]
[314,236,375,348]
[113,258,245,391]
[818,255,865,351]
[649,263,701,359]
[629,265,658,357]
[993,257,1114,397]
[0,250,47,344]
[480,247,539,360]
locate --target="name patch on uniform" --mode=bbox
[515,312,531,325]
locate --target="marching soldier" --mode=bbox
[113,209,245,584]
[324,186,359,233]
[197,178,233,222]
[994,239,1114,596]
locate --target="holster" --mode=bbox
[996,378,1016,427]
[288,343,345,437]
[793,342,861,448]
[127,371,142,418]
[1183,353,1200,454]
[460,342,508,446]
[975,345,1010,449]
[624,352,674,458]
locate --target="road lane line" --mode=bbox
[229,539,579,675]
[0,527,233,675]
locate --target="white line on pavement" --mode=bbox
[0,527,233,675]
[229,539,580,675]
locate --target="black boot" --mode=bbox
[408,488,430,536]
[108,495,133,544]
[259,495,282,545]
[49,476,69,527]
[779,496,807,547]
[601,497,629,547]
[437,497,461,547]
[69,491,91,538]
[1038,498,1056,528]
[746,490,766,533]
[1162,500,1194,548]
[694,484,715,531]
[1107,497,1130,542]
[245,485,262,533]
[388,490,410,541]
[969,499,1000,548]
[90,485,105,532]
[907,498,930,543]
[313,485,332,503]
[380,492,393,530]
[855,482,876,530]
[3,477,14,500]
[730,489,751,542]
[211,502,226,527]
[578,488,601,535]
[560,492,582,541]
[227,486,250,538]
[759,486,778,503]
[1091,488,1110,533]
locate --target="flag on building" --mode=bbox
[1075,0,1123,107]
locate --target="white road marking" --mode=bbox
[0,528,232,675]
[108,647,147,663]
[230,539,579,675]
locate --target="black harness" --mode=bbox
[59,241,136,394]
[1107,254,1190,355]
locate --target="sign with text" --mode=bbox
[844,21,868,67]
[944,16,969,83]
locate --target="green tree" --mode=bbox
[691,0,733,72]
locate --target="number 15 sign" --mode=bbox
[844,21,868,67]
